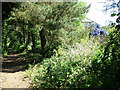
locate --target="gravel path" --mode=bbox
[0,54,31,88]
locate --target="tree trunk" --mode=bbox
[31,33,36,52]
[4,37,8,53]
[39,28,46,56]
[19,36,23,44]
[25,32,30,48]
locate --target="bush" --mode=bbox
[91,28,120,88]
[26,41,100,88]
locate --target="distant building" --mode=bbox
[72,17,100,26]
[82,18,102,29]
[81,18,94,24]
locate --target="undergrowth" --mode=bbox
[25,39,101,88]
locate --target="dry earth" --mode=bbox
[0,54,31,89]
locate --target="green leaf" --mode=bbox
[111,13,117,17]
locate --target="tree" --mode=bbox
[91,0,120,88]
[3,2,89,57]
[116,1,120,29]
[2,2,20,21]
[104,0,120,28]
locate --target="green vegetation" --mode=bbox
[2,1,120,89]
[26,41,99,88]
[2,2,89,57]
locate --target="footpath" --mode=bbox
[0,54,31,88]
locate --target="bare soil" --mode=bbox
[0,54,31,88]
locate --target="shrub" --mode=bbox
[91,28,120,88]
[26,41,100,88]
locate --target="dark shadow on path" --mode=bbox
[1,54,29,73]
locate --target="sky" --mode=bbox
[81,0,118,26]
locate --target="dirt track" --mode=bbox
[0,54,31,88]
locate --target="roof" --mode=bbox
[81,18,94,23]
